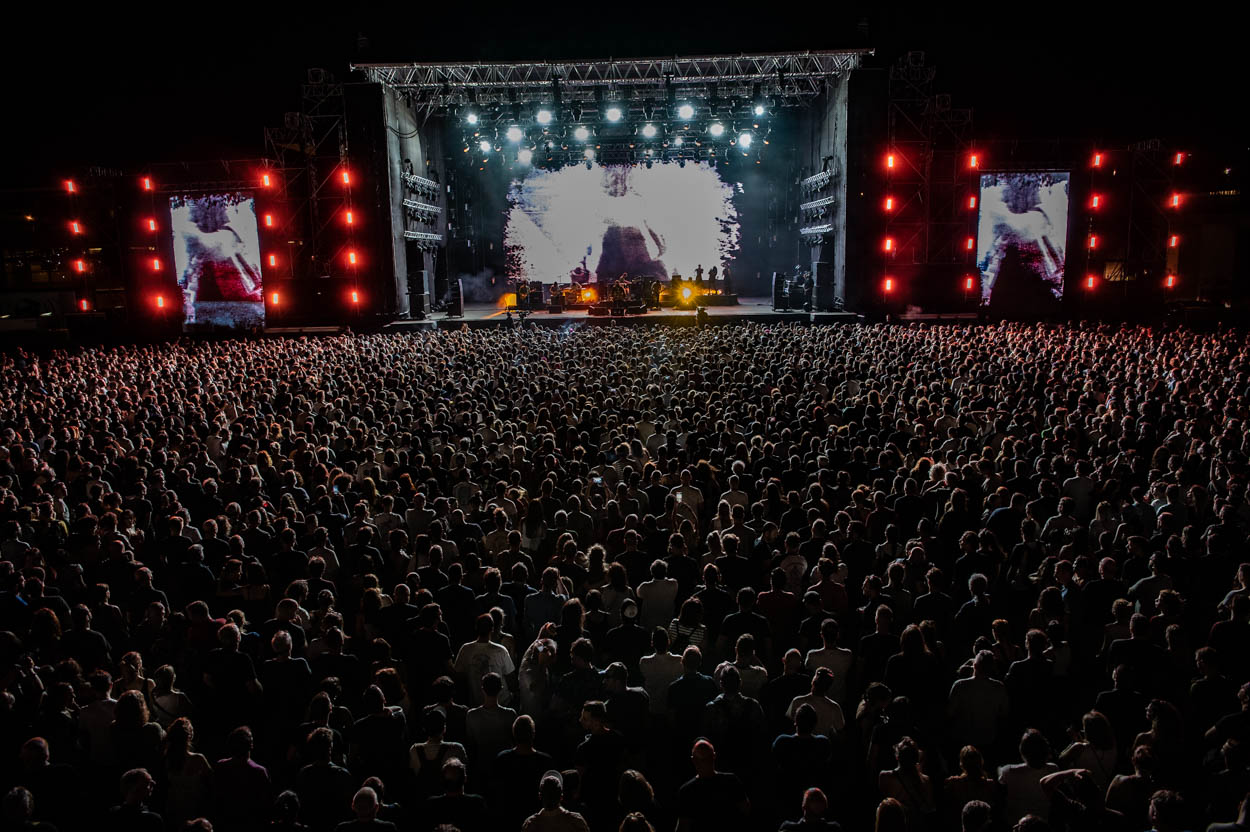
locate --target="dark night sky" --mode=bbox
[3,4,1244,185]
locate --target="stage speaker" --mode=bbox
[813,262,835,311]
[447,279,464,318]
[772,272,786,311]
[407,270,431,317]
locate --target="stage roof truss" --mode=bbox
[354,51,869,119]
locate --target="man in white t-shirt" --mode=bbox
[637,559,679,634]
[639,628,684,716]
[804,618,854,707]
[454,614,517,706]
[786,667,845,737]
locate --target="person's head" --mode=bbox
[441,758,467,794]
[351,787,378,820]
[539,771,564,809]
[690,739,716,776]
[800,787,828,821]
[3,787,34,825]
[681,646,703,673]
[512,714,535,747]
[120,767,155,805]
[1148,789,1185,832]
[227,726,253,759]
[794,702,819,735]
[875,797,907,832]
[894,736,920,770]
[1018,728,1050,768]
[580,700,608,733]
[961,799,992,832]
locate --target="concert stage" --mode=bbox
[382,297,861,332]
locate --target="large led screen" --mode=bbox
[170,192,264,329]
[976,171,1069,307]
[504,163,739,283]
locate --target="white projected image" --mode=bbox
[976,171,1069,305]
[504,163,739,282]
[170,192,264,329]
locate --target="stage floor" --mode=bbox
[412,297,861,329]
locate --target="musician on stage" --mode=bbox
[708,265,718,291]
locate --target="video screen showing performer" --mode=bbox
[504,162,739,284]
[170,192,265,330]
[976,171,1070,312]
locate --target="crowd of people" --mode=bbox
[2,321,1250,832]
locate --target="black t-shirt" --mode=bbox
[575,730,627,810]
[677,772,746,832]
[421,792,489,832]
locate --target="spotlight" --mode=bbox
[465,112,479,125]
[738,132,752,148]
[581,288,596,302]
[709,123,725,138]
[681,286,693,300]
[754,103,766,116]
[506,126,524,143]
[584,148,595,160]
[517,148,534,165]
[574,126,590,142]
[677,103,695,120]
[674,137,684,146]
[641,123,657,139]
[536,109,554,125]
[605,106,623,123]
[480,140,492,153]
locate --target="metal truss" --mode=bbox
[800,171,834,193]
[354,51,869,119]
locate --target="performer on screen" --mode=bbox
[176,197,263,324]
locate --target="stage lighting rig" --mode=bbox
[574,126,591,142]
[605,105,623,123]
[641,123,658,139]
[677,103,695,120]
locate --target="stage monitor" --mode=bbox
[169,192,265,330]
[976,171,1069,310]
[503,162,739,283]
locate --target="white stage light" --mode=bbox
[605,106,623,123]
[479,140,492,153]
[678,103,695,120]
[738,132,752,148]
[506,126,524,143]
[517,148,533,165]
[574,126,590,142]
[536,109,553,125]
[641,123,657,138]
[709,123,725,137]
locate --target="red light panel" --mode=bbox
[966,237,975,251]
[155,294,166,309]
[147,218,157,232]
[1086,275,1096,289]
[70,221,81,234]
[65,179,76,193]
[348,251,358,265]
[883,277,895,293]
[264,214,274,227]
[1088,235,1098,250]
[1169,235,1179,248]
[346,210,355,225]
[1174,152,1185,166]
[968,195,977,209]
[1093,153,1103,168]
[968,153,979,169]
[268,254,277,267]
[79,298,89,311]
[1090,194,1101,209]
[883,237,894,253]
[151,258,161,271]
[886,153,895,170]
[142,177,153,191]
[964,276,975,291]
[270,291,280,306]
[1170,193,1181,208]
[884,197,894,212]
[73,259,85,273]
[350,290,360,304]
[262,173,272,187]
[1165,274,1177,288]
[341,170,351,185]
